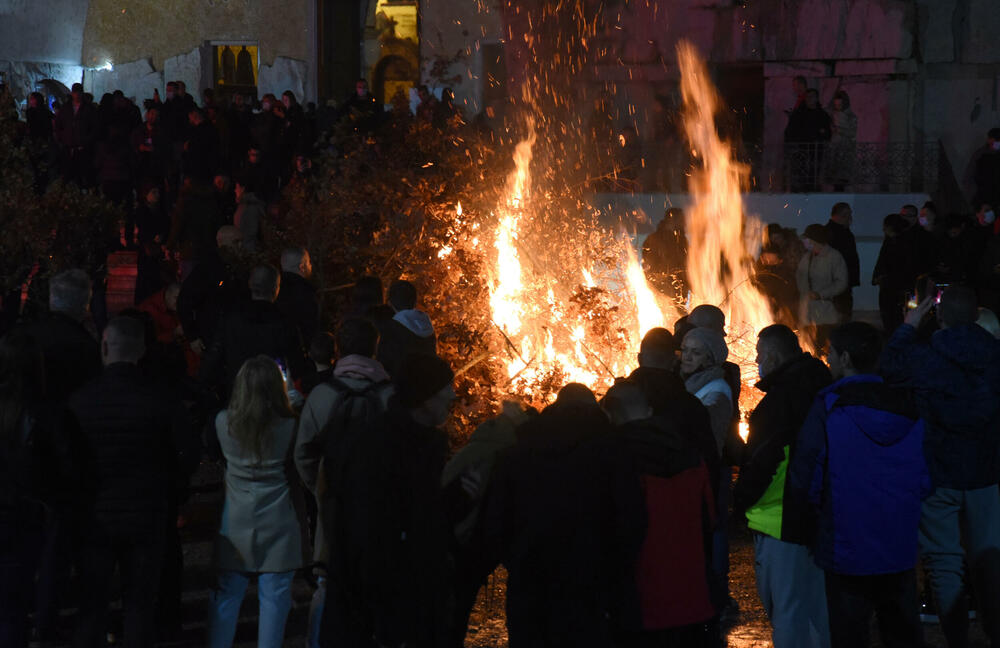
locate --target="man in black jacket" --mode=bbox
[480,384,645,648]
[199,264,305,398]
[26,269,102,405]
[623,327,719,487]
[733,324,832,648]
[69,317,195,648]
[826,202,859,319]
[275,247,320,348]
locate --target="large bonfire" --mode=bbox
[439,40,772,417]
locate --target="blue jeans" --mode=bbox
[753,533,830,648]
[208,570,295,648]
[919,486,1000,648]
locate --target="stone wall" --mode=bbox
[80,0,311,72]
[0,0,89,65]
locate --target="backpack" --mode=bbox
[320,377,390,577]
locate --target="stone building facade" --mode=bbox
[3,0,998,204]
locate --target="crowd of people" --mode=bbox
[2,78,1000,648]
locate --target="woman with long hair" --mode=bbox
[208,355,306,648]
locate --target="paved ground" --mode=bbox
[39,460,991,647]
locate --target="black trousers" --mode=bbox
[825,569,923,648]
[73,514,165,648]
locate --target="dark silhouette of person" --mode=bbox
[236,46,255,87]
[222,46,236,86]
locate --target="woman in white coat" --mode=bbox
[796,223,848,350]
[208,355,307,648]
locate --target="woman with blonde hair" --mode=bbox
[208,355,306,648]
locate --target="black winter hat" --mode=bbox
[802,223,831,245]
[395,353,454,408]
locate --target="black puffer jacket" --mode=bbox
[69,363,196,527]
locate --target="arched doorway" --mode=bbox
[373,54,416,107]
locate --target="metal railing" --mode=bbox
[782,141,941,194]
[613,140,943,194]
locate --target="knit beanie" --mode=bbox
[394,353,454,408]
[683,327,729,367]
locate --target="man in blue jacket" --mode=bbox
[881,286,1000,648]
[788,322,930,648]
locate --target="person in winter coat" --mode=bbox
[603,382,719,648]
[275,247,320,348]
[442,399,531,648]
[680,328,732,455]
[796,223,848,351]
[824,91,857,191]
[208,356,307,648]
[680,316,740,614]
[22,269,102,405]
[734,324,833,648]
[881,286,1000,648]
[641,208,688,301]
[176,226,248,355]
[872,214,911,335]
[0,333,79,647]
[320,354,456,648]
[198,265,305,399]
[295,318,392,497]
[69,317,196,648]
[233,178,266,253]
[479,384,645,648]
[294,319,392,648]
[788,322,929,648]
[825,203,859,319]
[167,176,224,274]
[376,280,437,377]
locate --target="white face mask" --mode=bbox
[982,210,996,225]
[802,238,815,252]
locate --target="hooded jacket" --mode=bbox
[881,322,1000,489]
[734,352,832,544]
[376,311,437,378]
[787,375,930,575]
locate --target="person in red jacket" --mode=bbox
[604,382,719,647]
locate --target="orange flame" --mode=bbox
[485,121,666,400]
[678,40,772,416]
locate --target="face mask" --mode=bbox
[165,90,175,100]
[261,101,272,111]
[918,216,929,227]
[982,210,996,225]
[802,238,815,252]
